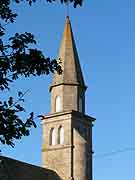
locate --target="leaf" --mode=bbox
[18,91,23,97]
[8,97,13,106]
[15,104,25,112]
[25,130,30,136]
[38,115,44,120]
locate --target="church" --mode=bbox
[0,16,95,180]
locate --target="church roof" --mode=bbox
[0,156,61,180]
[50,16,86,90]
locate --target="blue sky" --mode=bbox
[1,0,135,179]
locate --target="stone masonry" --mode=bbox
[42,16,95,180]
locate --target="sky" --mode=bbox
[1,0,135,179]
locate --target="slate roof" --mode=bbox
[0,156,61,180]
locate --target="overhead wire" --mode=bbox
[93,147,135,159]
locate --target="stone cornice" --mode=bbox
[42,144,74,152]
[42,110,96,125]
[49,82,87,92]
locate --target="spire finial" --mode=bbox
[65,0,69,18]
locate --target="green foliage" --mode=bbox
[0,31,62,90]
[0,94,36,147]
[0,0,83,149]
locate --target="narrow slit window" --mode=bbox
[55,96,61,112]
[58,126,64,145]
[79,96,83,113]
[49,128,55,146]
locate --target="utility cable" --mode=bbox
[93,147,135,159]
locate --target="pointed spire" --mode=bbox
[50,16,86,91]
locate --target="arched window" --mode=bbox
[58,126,64,145]
[49,128,56,146]
[79,96,83,113]
[55,96,61,112]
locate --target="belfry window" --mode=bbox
[58,126,64,145]
[49,128,56,145]
[55,96,61,112]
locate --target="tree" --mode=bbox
[0,0,83,149]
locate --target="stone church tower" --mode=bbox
[42,16,95,180]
